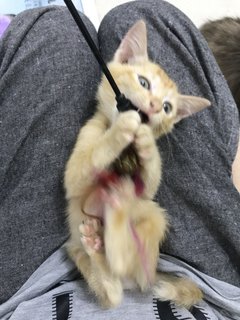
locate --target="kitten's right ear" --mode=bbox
[113,20,148,64]
[176,95,211,123]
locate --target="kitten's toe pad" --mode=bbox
[79,218,99,236]
[79,219,103,255]
[81,235,103,254]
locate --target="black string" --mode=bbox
[63,0,148,123]
[64,0,121,97]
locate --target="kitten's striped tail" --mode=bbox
[153,272,203,309]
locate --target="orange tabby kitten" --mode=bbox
[64,20,210,309]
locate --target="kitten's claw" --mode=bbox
[79,219,103,255]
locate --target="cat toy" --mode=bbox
[64,0,151,283]
[64,0,149,176]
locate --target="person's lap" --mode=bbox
[0,0,239,318]
[98,0,240,287]
[1,247,239,320]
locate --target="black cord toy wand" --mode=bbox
[63,0,148,123]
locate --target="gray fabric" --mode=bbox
[159,255,240,319]
[98,0,240,286]
[1,247,240,320]
[0,0,239,312]
[0,6,100,303]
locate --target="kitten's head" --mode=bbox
[97,20,211,137]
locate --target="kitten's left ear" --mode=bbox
[176,95,211,123]
[113,20,148,64]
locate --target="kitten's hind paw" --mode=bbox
[99,278,123,309]
[79,219,103,255]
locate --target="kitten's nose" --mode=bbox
[150,100,161,113]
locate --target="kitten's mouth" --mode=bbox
[133,106,149,124]
[116,94,149,123]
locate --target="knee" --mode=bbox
[37,6,97,41]
[99,0,182,31]
[98,0,188,61]
[8,5,97,50]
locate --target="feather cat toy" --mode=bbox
[64,20,210,309]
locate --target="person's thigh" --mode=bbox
[98,0,240,286]
[0,6,100,303]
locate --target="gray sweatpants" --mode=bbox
[1,248,240,319]
[0,0,239,318]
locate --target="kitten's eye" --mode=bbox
[163,101,173,114]
[138,75,150,90]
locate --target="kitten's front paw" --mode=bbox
[115,110,141,145]
[79,219,103,256]
[135,124,156,161]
